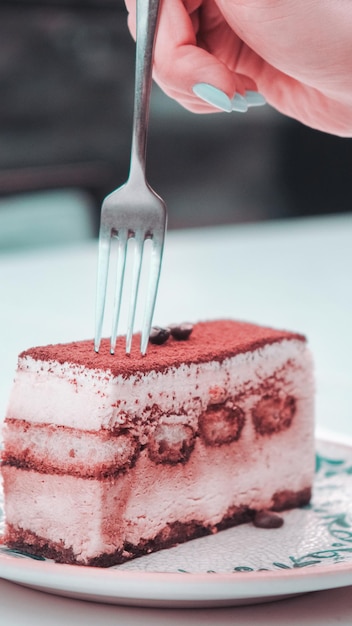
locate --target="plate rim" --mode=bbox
[1,434,352,605]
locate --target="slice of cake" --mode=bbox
[1,320,315,567]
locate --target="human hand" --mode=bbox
[124,0,352,136]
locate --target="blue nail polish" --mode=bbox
[231,94,248,113]
[192,83,232,113]
[245,91,266,107]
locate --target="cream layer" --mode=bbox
[6,340,313,435]
[3,339,314,475]
[3,421,314,564]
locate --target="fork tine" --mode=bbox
[125,231,145,354]
[110,228,129,355]
[140,231,165,355]
[94,224,112,353]
[95,0,166,355]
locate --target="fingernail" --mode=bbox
[245,91,266,107]
[192,83,232,112]
[231,94,248,113]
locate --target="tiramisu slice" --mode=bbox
[1,320,315,566]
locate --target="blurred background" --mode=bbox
[0,0,351,252]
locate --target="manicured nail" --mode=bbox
[192,83,232,112]
[245,91,266,107]
[231,93,248,113]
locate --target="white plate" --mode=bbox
[1,437,352,607]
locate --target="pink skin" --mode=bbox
[124,0,352,136]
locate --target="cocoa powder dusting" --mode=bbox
[253,510,284,529]
[20,320,306,377]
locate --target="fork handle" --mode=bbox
[129,0,161,181]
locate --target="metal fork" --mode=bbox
[94,0,167,356]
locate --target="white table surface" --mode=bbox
[1,213,351,624]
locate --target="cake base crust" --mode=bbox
[4,487,311,567]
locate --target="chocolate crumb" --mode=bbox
[149,327,170,345]
[169,323,193,341]
[253,510,284,529]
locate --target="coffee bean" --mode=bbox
[169,323,193,340]
[253,510,284,529]
[149,326,171,345]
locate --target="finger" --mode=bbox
[234,42,352,136]
[125,0,256,113]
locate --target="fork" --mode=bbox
[94,0,167,356]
